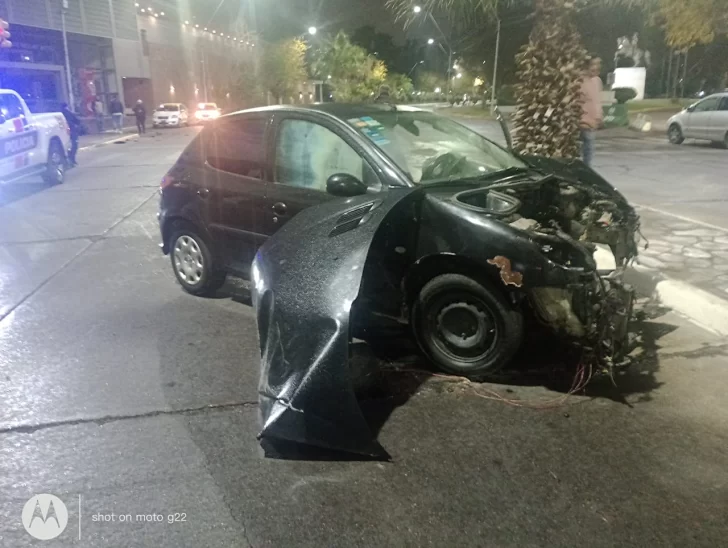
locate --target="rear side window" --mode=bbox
[0,93,26,121]
[207,118,267,179]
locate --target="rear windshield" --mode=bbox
[198,104,218,110]
[158,104,180,111]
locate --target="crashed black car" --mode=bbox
[246,104,640,457]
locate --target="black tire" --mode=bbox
[668,124,684,145]
[411,273,523,378]
[168,223,226,296]
[42,140,66,185]
[723,132,728,150]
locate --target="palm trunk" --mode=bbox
[512,0,587,159]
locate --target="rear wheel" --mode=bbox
[411,274,523,379]
[169,224,226,296]
[668,124,684,145]
[42,140,65,185]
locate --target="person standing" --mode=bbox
[93,96,105,133]
[61,103,81,167]
[132,99,146,135]
[579,56,603,167]
[109,95,124,133]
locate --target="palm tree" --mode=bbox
[387,0,653,158]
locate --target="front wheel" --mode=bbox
[411,274,523,379]
[668,124,684,145]
[42,141,66,185]
[169,225,226,296]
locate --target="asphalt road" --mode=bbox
[1,127,728,547]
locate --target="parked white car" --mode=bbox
[152,103,189,128]
[667,92,728,147]
[0,89,71,186]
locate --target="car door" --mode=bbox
[263,114,382,237]
[685,95,720,139]
[708,96,728,142]
[203,114,272,272]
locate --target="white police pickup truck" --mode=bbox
[0,89,71,186]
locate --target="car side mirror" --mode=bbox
[326,173,368,197]
[686,105,695,112]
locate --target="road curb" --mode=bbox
[625,265,728,337]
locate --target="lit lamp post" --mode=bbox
[407,60,424,78]
[61,0,75,109]
[414,5,453,93]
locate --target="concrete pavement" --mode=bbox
[1,126,728,547]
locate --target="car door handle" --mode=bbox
[271,202,287,215]
[197,188,210,198]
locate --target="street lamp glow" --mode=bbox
[413,5,422,13]
[327,74,332,79]
[184,20,189,25]
[427,38,434,45]
[308,26,317,35]
[434,87,441,93]
[456,73,462,78]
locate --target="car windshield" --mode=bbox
[158,104,180,111]
[345,110,526,184]
[198,103,218,110]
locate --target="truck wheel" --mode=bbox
[43,141,66,185]
[169,223,226,296]
[411,274,523,379]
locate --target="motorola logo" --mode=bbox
[22,494,69,540]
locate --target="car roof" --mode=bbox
[224,103,426,122]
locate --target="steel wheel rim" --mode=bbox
[50,151,64,182]
[669,126,681,142]
[173,235,204,285]
[427,294,499,367]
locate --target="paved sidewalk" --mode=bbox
[635,206,728,298]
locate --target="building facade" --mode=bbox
[0,0,258,115]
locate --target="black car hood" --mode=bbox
[519,155,632,206]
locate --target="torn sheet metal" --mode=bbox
[252,188,415,458]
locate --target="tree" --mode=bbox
[260,38,308,103]
[512,1,586,157]
[416,71,447,93]
[312,31,388,102]
[656,0,727,49]
[386,73,415,101]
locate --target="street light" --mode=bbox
[407,60,425,77]
[414,6,453,93]
[308,26,317,35]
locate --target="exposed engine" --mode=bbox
[454,175,640,372]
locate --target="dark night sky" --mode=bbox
[195,0,418,42]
